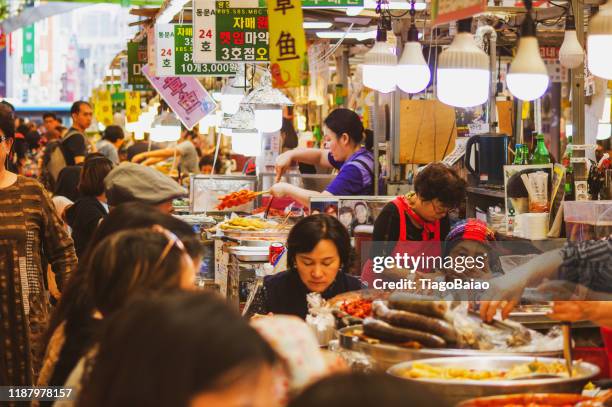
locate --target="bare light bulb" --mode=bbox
[436,20,490,108]
[559,14,584,69]
[362,28,397,93]
[588,0,612,79]
[396,25,430,94]
[506,13,549,101]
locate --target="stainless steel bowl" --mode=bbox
[387,356,599,406]
[338,325,562,371]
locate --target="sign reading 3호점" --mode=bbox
[193,0,269,63]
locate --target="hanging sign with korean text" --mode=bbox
[146,25,157,75]
[22,25,35,75]
[94,88,114,126]
[155,24,176,76]
[267,0,305,88]
[174,24,238,75]
[142,64,218,130]
[127,40,152,90]
[257,0,363,7]
[215,0,269,62]
[193,0,217,64]
[431,0,486,26]
[125,91,141,123]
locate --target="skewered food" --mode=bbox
[217,190,259,210]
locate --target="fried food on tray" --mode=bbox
[400,360,576,381]
[219,217,270,231]
[340,299,373,319]
[217,190,259,210]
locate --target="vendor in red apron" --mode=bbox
[270,109,378,207]
[361,163,467,286]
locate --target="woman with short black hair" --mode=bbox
[96,125,124,165]
[248,214,362,319]
[78,292,280,407]
[65,153,114,259]
[362,163,467,285]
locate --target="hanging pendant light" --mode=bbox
[220,64,247,115]
[362,24,397,94]
[396,1,430,94]
[506,1,550,101]
[559,8,585,69]
[437,18,490,108]
[588,0,612,79]
[242,70,292,133]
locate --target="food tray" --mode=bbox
[229,246,269,262]
[338,325,562,371]
[387,356,599,406]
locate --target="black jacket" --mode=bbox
[65,196,107,259]
[257,269,363,319]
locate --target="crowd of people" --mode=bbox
[1,98,610,406]
[0,100,449,407]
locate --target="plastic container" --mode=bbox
[563,201,612,241]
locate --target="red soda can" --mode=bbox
[269,242,285,265]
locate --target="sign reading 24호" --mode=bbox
[192,0,217,64]
[155,23,177,77]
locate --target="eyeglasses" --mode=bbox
[428,200,451,215]
[152,225,187,270]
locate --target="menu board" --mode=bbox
[215,0,269,62]
[174,24,238,76]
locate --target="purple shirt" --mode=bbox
[326,148,376,196]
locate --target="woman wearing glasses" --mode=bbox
[361,163,467,286]
[38,205,203,389]
[0,103,77,386]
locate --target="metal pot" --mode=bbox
[387,356,599,406]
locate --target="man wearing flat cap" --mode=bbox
[104,162,187,214]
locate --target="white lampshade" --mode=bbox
[559,13,585,69]
[597,123,612,140]
[254,106,283,133]
[507,37,549,101]
[396,41,430,94]
[362,33,397,93]
[588,1,612,79]
[220,93,244,115]
[150,111,182,142]
[231,130,262,156]
[436,32,490,108]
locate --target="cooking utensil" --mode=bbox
[562,322,573,378]
[387,356,599,406]
[263,197,274,219]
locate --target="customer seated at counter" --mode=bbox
[361,163,467,285]
[249,214,363,319]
